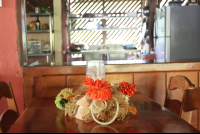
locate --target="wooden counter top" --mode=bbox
[24,60,200,77]
[26,59,200,68]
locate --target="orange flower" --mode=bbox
[83,77,112,102]
[119,82,137,97]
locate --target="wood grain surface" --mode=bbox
[8,87,200,133]
[134,72,166,106]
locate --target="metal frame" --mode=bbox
[21,0,55,64]
[165,6,170,62]
[21,0,28,66]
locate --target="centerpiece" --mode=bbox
[55,61,137,125]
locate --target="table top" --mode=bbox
[8,87,200,133]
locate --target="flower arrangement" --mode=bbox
[55,77,137,125]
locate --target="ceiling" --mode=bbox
[26,0,53,13]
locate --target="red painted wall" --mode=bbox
[0,0,24,115]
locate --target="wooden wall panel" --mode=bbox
[67,74,134,87]
[134,72,166,106]
[34,76,67,98]
[67,75,85,87]
[23,77,34,108]
[105,74,133,84]
[23,66,86,77]
[34,77,44,98]
[42,76,67,88]
[167,71,199,129]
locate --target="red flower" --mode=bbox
[83,77,112,102]
[119,82,137,97]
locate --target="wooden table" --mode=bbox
[8,87,200,133]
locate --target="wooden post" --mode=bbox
[102,0,106,45]
[148,0,157,50]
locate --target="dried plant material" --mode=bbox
[85,96,93,104]
[65,101,76,116]
[57,88,73,98]
[72,83,87,96]
[76,96,90,106]
[69,104,79,117]
[71,95,84,103]
[75,105,91,120]
[89,100,105,114]
[112,91,127,104]
[82,112,94,122]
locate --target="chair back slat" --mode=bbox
[183,87,200,112]
[0,81,19,133]
[169,75,195,90]
[0,110,18,133]
[165,75,195,124]
[165,75,195,114]
[0,82,12,99]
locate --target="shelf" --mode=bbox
[68,49,141,55]
[26,13,52,16]
[27,30,50,33]
[28,53,53,57]
[69,16,137,20]
[70,27,137,31]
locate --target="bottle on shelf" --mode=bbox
[36,16,40,30]
[33,20,36,30]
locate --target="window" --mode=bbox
[67,0,142,48]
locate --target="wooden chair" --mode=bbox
[182,87,200,130]
[0,81,19,133]
[164,75,195,124]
